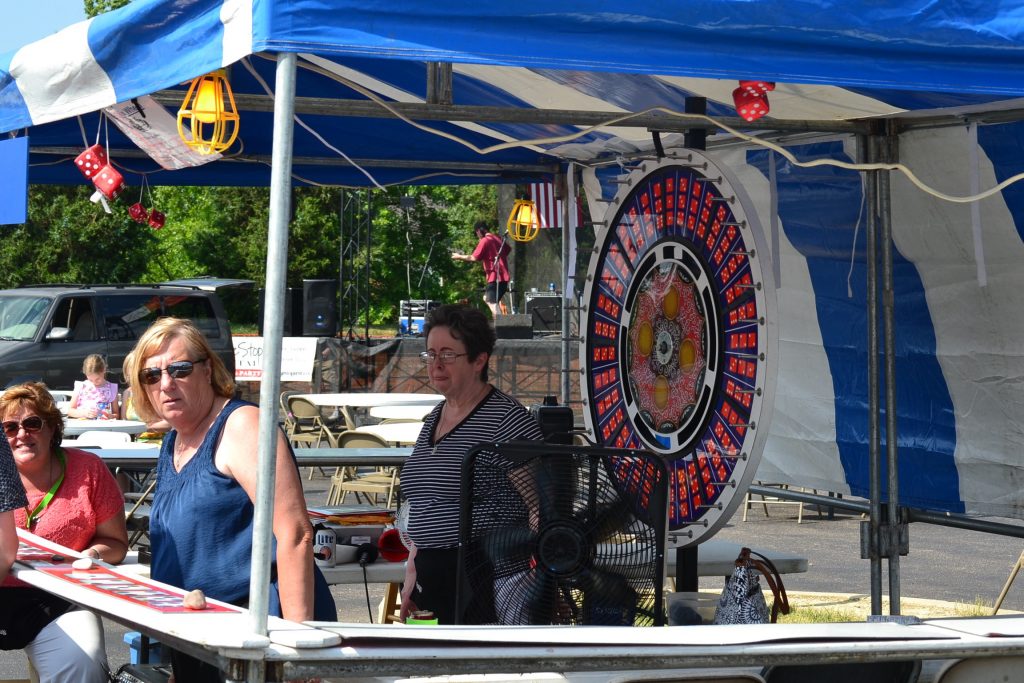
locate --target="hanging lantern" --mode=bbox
[176,69,239,155]
[506,199,540,242]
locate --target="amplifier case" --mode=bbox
[525,293,562,333]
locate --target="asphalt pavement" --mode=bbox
[2,476,1022,680]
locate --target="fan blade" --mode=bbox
[573,564,639,625]
[521,568,563,625]
[580,495,634,543]
[475,526,536,568]
[527,455,578,523]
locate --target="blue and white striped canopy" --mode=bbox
[3,0,1024,186]
[3,0,1024,518]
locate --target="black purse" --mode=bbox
[713,547,790,624]
[0,586,75,650]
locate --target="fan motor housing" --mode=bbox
[536,522,589,576]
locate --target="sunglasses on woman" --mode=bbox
[139,358,208,385]
[2,416,44,437]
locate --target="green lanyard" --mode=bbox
[24,449,66,530]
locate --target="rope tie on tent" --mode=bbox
[846,182,866,299]
[651,131,665,159]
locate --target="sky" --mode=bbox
[0,1,87,54]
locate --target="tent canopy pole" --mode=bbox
[249,52,298,652]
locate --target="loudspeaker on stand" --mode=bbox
[302,279,338,337]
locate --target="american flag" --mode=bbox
[528,182,562,229]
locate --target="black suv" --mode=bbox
[0,283,237,390]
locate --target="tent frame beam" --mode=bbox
[29,146,556,174]
[151,91,868,135]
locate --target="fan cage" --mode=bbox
[457,442,668,626]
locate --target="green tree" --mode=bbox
[360,185,499,324]
[84,0,130,16]
[0,186,157,287]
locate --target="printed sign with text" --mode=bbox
[233,337,317,382]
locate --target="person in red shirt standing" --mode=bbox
[452,221,511,317]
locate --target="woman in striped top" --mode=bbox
[399,304,542,624]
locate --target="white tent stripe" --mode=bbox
[455,64,639,141]
[301,54,548,153]
[221,0,254,67]
[719,147,848,492]
[895,128,1024,516]
[11,19,114,127]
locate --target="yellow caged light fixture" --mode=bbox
[506,198,540,242]
[176,69,240,155]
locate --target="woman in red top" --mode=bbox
[0,382,127,682]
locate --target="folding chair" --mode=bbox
[286,395,327,448]
[326,431,400,507]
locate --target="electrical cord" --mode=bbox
[362,564,374,623]
[356,543,379,622]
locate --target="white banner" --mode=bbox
[233,337,317,382]
[104,95,221,170]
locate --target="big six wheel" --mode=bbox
[580,151,777,545]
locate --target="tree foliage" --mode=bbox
[84,0,130,16]
[9,176,500,327]
[365,184,498,324]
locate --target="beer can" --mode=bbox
[313,524,336,568]
[406,609,438,625]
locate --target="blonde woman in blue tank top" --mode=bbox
[126,318,335,683]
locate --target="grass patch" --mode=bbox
[778,605,865,623]
[776,594,995,624]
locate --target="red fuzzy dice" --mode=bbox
[92,164,126,200]
[74,144,108,181]
[733,87,770,122]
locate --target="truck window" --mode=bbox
[51,297,97,342]
[101,295,161,341]
[163,295,220,339]
[0,295,52,340]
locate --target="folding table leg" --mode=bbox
[377,582,402,623]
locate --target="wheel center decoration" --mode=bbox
[626,255,714,447]
[580,151,776,545]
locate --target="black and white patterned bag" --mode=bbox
[713,547,789,624]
